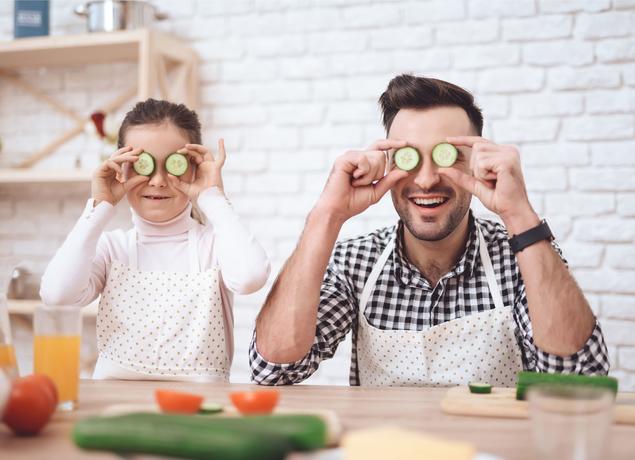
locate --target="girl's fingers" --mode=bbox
[106,160,123,175]
[124,174,149,190]
[217,139,226,165]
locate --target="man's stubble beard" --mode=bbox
[391,191,472,242]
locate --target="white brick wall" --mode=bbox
[1,0,634,389]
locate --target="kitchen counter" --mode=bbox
[1,380,633,459]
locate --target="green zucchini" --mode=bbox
[516,371,618,401]
[166,152,189,176]
[393,147,420,171]
[431,143,458,167]
[468,382,492,394]
[73,413,327,459]
[133,152,155,176]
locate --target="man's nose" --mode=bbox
[413,156,441,191]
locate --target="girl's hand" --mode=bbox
[91,146,149,206]
[167,139,226,200]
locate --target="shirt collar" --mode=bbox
[391,212,480,288]
[130,202,196,237]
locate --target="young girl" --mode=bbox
[40,99,270,382]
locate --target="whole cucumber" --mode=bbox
[73,413,291,460]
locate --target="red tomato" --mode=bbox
[3,375,56,436]
[155,389,204,414]
[31,374,58,412]
[229,389,280,415]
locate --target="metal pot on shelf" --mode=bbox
[74,0,167,33]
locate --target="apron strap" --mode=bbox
[127,228,201,273]
[359,237,395,314]
[477,227,505,310]
[127,231,138,271]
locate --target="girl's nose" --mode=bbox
[148,168,168,187]
[413,156,441,191]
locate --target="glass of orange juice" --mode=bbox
[33,305,81,411]
[0,293,18,380]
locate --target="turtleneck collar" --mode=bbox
[131,203,196,237]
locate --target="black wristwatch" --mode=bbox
[509,219,554,254]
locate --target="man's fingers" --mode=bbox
[353,157,370,179]
[369,138,408,152]
[445,135,492,147]
[439,167,494,202]
[372,169,408,200]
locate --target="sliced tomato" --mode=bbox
[3,375,56,436]
[229,389,280,415]
[155,389,204,414]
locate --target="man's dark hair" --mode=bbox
[118,98,202,148]
[379,74,483,135]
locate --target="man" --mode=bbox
[250,74,608,386]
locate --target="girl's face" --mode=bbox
[124,122,195,223]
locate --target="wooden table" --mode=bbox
[1,380,633,460]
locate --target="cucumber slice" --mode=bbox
[393,147,420,171]
[133,152,155,176]
[516,371,618,401]
[468,382,492,394]
[432,143,458,167]
[165,152,189,176]
[199,402,223,414]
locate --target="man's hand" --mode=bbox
[439,136,539,232]
[314,139,409,224]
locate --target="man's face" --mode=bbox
[389,106,474,242]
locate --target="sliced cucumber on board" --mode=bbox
[431,143,458,167]
[468,383,492,394]
[166,152,189,176]
[133,152,155,176]
[516,371,619,401]
[393,147,420,171]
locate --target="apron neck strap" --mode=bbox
[127,228,200,272]
[358,224,505,313]
[477,226,505,310]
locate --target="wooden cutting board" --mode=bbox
[441,386,635,425]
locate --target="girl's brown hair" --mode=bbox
[118,98,202,148]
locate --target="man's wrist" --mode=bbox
[502,208,541,236]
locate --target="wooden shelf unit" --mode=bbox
[0,29,199,180]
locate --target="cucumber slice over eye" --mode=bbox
[468,382,492,394]
[432,143,458,167]
[165,152,189,176]
[393,147,420,171]
[133,152,155,176]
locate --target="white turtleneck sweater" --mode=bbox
[40,187,270,376]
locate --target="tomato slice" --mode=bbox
[155,389,204,414]
[229,389,280,415]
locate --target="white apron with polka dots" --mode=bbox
[357,227,522,387]
[95,228,230,381]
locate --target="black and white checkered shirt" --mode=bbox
[250,214,609,385]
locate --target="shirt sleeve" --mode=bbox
[249,253,356,385]
[39,199,115,307]
[197,187,270,295]
[513,243,610,375]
